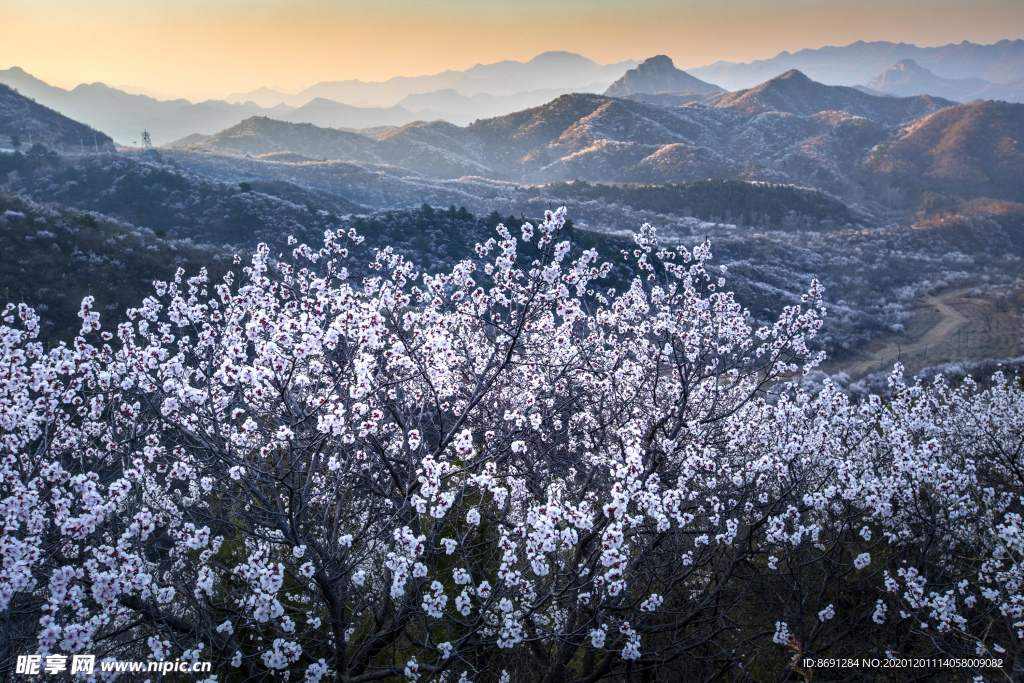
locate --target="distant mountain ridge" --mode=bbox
[5,58,1024,378]
[705,69,953,127]
[868,60,991,100]
[689,39,1024,96]
[283,98,415,130]
[604,56,723,97]
[0,83,115,153]
[5,42,1024,149]
[229,52,638,108]
[0,67,289,146]
[0,53,637,145]
[10,56,1021,218]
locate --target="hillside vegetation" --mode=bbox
[0,150,366,246]
[864,100,1024,204]
[544,179,855,228]
[0,192,229,343]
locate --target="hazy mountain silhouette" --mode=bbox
[0,54,636,147]
[868,60,989,100]
[282,98,417,129]
[457,51,633,95]
[7,43,1023,151]
[228,86,306,109]
[0,67,292,145]
[0,67,67,104]
[969,79,1024,102]
[0,83,115,153]
[396,88,611,126]
[228,52,637,109]
[689,39,1024,92]
[604,56,724,97]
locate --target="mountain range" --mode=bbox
[688,39,1024,91]
[180,71,956,198]
[0,67,288,146]
[5,41,1024,149]
[0,53,637,145]
[4,54,1024,213]
[227,52,638,108]
[3,62,1024,377]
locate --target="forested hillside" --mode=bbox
[0,150,366,246]
[863,100,1024,204]
[0,192,229,342]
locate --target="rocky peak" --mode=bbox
[605,56,724,97]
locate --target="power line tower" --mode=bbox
[141,129,152,150]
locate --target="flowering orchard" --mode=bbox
[2,207,1024,682]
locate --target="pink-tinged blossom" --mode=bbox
[0,208,1021,679]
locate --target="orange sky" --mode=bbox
[4,0,1023,101]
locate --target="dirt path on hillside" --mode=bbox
[845,289,971,377]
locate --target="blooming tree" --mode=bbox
[1,207,1023,681]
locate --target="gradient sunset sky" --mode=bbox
[5,0,1023,101]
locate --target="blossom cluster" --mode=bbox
[0,208,1022,680]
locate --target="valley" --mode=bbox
[826,287,1023,378]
